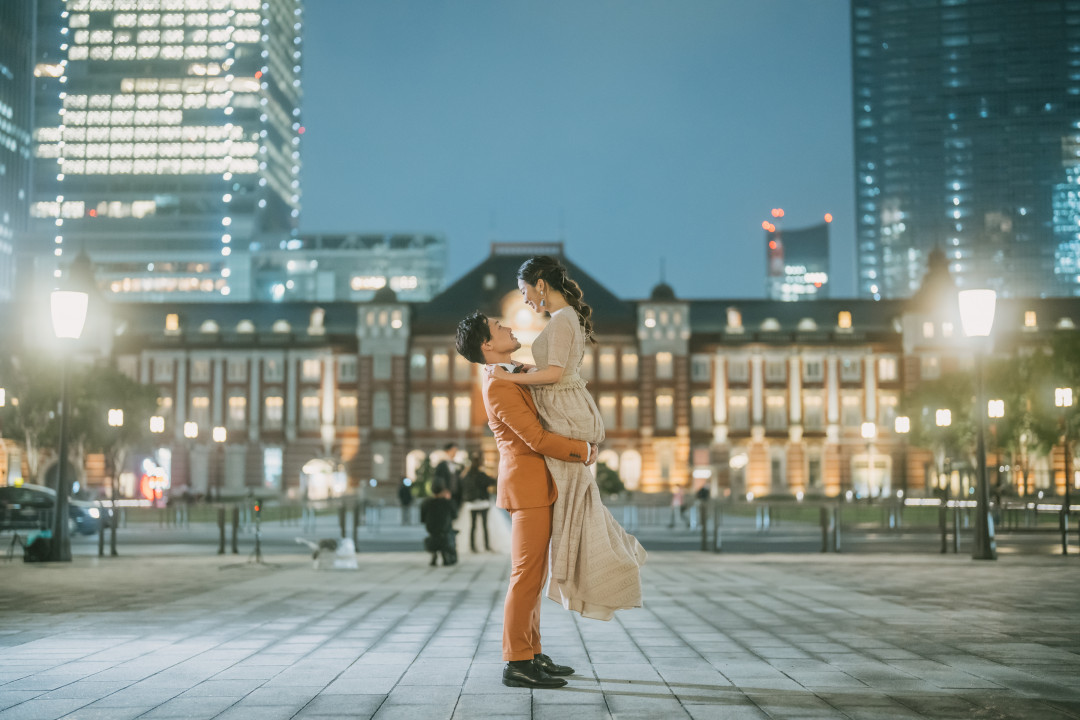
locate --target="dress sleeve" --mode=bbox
[545,311,577,368]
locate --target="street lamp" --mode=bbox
[213,426,226,502]
[895,416,910,495]
[1055,386,1073,555]
[48,289,89,562]
[958,288,997,561]
[861,421,877,497]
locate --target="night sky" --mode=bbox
[300,0,854,300]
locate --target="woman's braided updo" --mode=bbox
[517,255,595,343]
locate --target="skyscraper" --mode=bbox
[852,0,1080,299]
[31,0,303,301]
[765,220,831,301]
[0,2,36,302]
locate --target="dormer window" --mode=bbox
[726,307,742,330]
[797,318,817,332]
[761,318,781,332]
[308,307,325,335]
[837,311,852,330]
[165,313,180,336]
[236,319,255,333]
[272,320,291,333]
[1024,310,1037,328]
[483,273,496,290]
[199,319,219,334]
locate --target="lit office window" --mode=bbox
[656,394,674,430]
[337,396,358,428]
[264,396,284,430]
[454,396,470,429]
[622,395,639,430]
[227,395,246,429]
[656,352,673,380]
[431,396,449,431]
[599,394,617,429]
[300,394,320,430]
[691,394,711,431]
[765,395,787,431]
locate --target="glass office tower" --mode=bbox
[0,2,36,302]
[853,0,1080,299]
[32,0,303,301]
[766,221,830,301]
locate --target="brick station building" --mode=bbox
[5,242,1079,502]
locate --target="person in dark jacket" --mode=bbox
[433,443,462,515]
[420,487,457,566]
[462,452,495,552]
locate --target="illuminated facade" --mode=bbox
[3,244,1080,501]
[852,0,1080,299]
[766,221,830,301]
[0,2,35,301]
[31,0,303,301]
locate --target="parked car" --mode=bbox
[0,484,112,536]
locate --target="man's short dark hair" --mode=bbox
[455,310,490,364]
[443,442,457,452]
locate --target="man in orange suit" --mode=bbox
[456,311,596,689]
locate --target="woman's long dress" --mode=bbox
[531,307,648,620]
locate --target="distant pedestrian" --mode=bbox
[398,479,414,525]
[462,452,495,552]
[669,486,687,528]
[434,443,463,516]
[421,487,457,567]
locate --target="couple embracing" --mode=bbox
[454,255,648,689]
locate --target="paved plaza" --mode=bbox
[1,551,1078,720]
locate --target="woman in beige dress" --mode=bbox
[487,256,647,620]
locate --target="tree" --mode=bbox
[900,371,977,494]
[985,352,1058,496]
[595,461,625,497]
[0,355,64,485]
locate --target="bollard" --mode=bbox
[712,500,722,552]
[699,500,708,551]
[98,520,105,557]
[352,501,360,546]
[939,501,948,554]
[820,506,830,552]
[217,507,226,555]
[338,504,347,539]
[231,505,239,554]
[832,505,841,552]
[952,503,960,553]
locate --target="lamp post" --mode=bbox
[861,421,877,498]
[988,398,1004,496]
[48,289,89,562]
[958,288,997,561]
[213,426,227,501]
[895,416,910,496]
[1055,387,1073,555]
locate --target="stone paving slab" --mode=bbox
[0,552,1078,719]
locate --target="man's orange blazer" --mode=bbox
[482,373,589,511]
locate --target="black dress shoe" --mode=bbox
[502,662,567,689]
[534,653,574,676]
